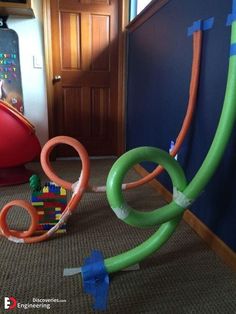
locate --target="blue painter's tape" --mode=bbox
[187,20,201,36]
[202,17,214,31]
[226,13,236,25]
[192,20,202,32]
[81,250,109,311]
[230,43,236,56]
[233,0,236,13]
[187,17,214,36]
[227,0,236,25]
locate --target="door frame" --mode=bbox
[42,0,129,156]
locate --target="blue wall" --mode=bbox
[126,0,236,251]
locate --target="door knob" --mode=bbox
[53,75,61,82]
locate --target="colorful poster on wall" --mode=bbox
[0,28,24,113]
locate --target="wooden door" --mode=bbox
[50,0,119,156]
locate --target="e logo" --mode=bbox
[4,297,17,310]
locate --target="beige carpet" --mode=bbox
[0,160,236,313]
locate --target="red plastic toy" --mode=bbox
[0,100,41,186]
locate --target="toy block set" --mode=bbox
[30,175,67,234]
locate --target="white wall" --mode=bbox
[8,0,48,146]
